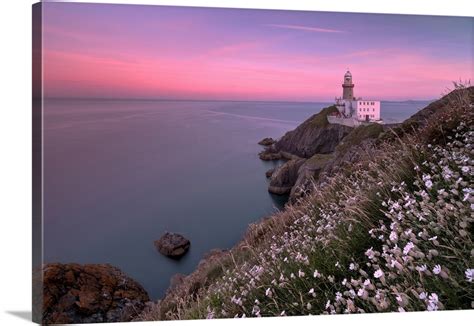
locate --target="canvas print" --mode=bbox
[32,1,474,324]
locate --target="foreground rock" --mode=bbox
[258,137,276,146]
[42,263,149,324]
[155,232,190,258]
[268,158,306,195]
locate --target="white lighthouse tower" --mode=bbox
[330,70,382,126]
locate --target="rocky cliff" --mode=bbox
[262,87,474,203]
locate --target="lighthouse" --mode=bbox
[331,70,382,126]
[342,70,354,100]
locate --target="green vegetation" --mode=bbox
[336,123,384,153]
[138,85,473,321]
[307,105,338,128]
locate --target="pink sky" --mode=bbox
[42,3,473,101]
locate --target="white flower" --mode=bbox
[427,293,439,311]
[365,247,375,259]
[461,166,470,173]
[313,269,321,278]
[363,279,371,287]
[335,292,343,302]
[389,231,398,242]
[280,311,286,316]
[357,288,365,297]
[465,269,474,282]
[325,300,331,309]
[374,269,384,279]
[298,269,305,277]
[403,242,415,255]
[398,307,406,312]
[433,264,442,275]
[428,236,438,241]
[349,263,356,271]
[265,288,272,298]
[306,303,312,310]
[419,292,427,300]
[416,264,427,272]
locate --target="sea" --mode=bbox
[42,99,430,299]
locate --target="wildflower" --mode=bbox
[427,293,439,311]
[335,292,343,302]
[265,288,272,298]
[465,269,474,282]
[428,236,437,241]
[365,247,375,260]
[306,303,312,310]
[389,231,398,242]
[357,288,365,297]
[433,265,442,275]
[416,264,427,272]
[398,307,406,312]
[363,279,371,287]
[280,311,286,316]
[403,242,415,255]
[374,269,384,279]
[461,166,470,173]
[419,292,427,300]
[349,263,356,271]
[313,269,321,278]
[325,300,331,309]
[298,269,305,277]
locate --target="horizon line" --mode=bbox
[37,96,437,104]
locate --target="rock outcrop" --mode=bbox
[268,158,306,195]
[290,154,333,201]
[265,168,275,178]
[155,232,191,258]
[42,263,150,324]
[274,106,352,158]
[258,137,276,146]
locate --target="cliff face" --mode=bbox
[261,105,354,197]
[274,106,352,158]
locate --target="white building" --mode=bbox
[328,70,382,127]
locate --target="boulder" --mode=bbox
[42,263,149,324]
[154,232,190,258]
[258,137,276,146]
[265,168,275,178]
[268,158,306,195]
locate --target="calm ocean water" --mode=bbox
[43,99,430,298]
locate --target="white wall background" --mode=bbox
[0,1,472,325]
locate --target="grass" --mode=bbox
[336,123,384,153]
[307,105,338,128]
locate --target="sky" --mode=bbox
[41,3,473,101]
